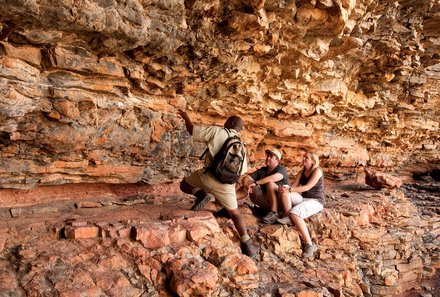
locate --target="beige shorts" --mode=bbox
[288,192,323,219]
[184,168,238,210]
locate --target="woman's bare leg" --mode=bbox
[289,213,312,244]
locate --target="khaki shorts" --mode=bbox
[184,168,238,210]
[288,192,323,219]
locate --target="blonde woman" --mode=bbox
[278,151,325,258]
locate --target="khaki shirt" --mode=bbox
[193,125,248,175]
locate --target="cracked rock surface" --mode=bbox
[0,179,439,296]
[0,0,439,188]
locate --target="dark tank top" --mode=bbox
[299,168,325,205]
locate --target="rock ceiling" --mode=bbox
[0,0,439,188]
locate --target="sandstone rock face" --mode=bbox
[0,0,439,188]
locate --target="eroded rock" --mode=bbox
[0,1,438,188]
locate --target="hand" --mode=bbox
[279,185,290,194]
[178,109,188,120]
[178,109,194,134]
[248,182,257,194]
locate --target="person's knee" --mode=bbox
[236,186,248,200]
[251,185,263,202]
[290,212,303,222]
[279,191,289,201]
[249,192,257,203]
[266,181,277,191]
[179,179,192,194]
[228,209,241,219]
[242,175,252,186]
[179,179,186,191]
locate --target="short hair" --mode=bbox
[224,116,244,132]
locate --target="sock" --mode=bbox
[240,234,250,243]
[194,189,207,199]
[191,188,201,195]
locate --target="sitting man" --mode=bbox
[240,148,290,224]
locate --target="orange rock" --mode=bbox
[93,271,142,296]
[0,270,19,291]
[0,236,6,252]
[58,287,104,297]
[138,264,155,283]
[220,254,258,275]
[168,225,187,244]
[64,226,100,239]
[168,258,219,297]
[1,42,42,65]
[53,99,80,119]
[184,222,212,242]
[150,117,169,143]
[356,204,375,226]
[135,224,171,249]
[365,168,402,189]
[295,290,324,297]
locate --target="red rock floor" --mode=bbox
[0,178,439,296]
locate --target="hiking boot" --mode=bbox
[303,243,318,258]
[262,211,278,224]
[191,190,211,211]
[214,208,230,218]
[241,240,260,258]
[276,216,293,226]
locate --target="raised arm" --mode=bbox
[178,109,194,135]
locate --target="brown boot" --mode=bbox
[191,190,211,211]
[303,243,318,258]
[262,211,278,224]
[241,240,260,258]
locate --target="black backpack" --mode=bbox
[204,131,246,184]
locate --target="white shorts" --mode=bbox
[288,192,323,219]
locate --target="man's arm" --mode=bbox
[253,173,284,186]
[248,167,284,187]
[178,109,194,135]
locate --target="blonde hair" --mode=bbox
[306,151,320,170]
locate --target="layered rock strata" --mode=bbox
[0,0,439,188]
[0,181,438,296]
[0,1,438,295]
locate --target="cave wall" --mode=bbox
[0,0,439,189]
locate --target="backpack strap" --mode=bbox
[199,148,208,160]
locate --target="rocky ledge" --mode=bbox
[0,178,438,297]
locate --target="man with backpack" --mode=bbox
[177,110,259,258]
